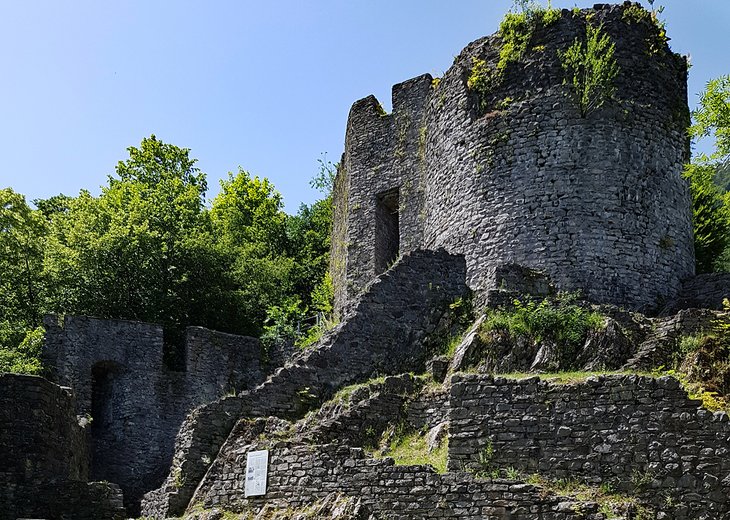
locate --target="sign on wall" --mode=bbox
[244,449,269,497]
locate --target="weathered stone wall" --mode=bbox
[333,76,432,317]
[449,374,730,518]
[0,373,125,520]
[142,249,468,517]
[333,3,693,315]
[192,443,605,520]
[404,385,450,432]
[0,373,88,483]
[624,308,719,369]
[661,273,730,315]
[41,314,269,513]
[2,481,126,520]
[296,374,423,447]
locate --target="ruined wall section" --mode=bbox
[333,75,432,316]
[661,273,730,315]
[449,374,730,518]
[143,249,468,518]
[0,373,89,484]
[335,4,694,314]
[43,315,164,415]
[42,315,268,513]
[185,326,266,400]
[0,373,125,520]
[191,443,605,520]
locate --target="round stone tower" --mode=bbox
[332,3,694,315]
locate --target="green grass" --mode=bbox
[524,474,651,519]
[327,375,388,406]
[494,370,633,384]
[386,431,448,473]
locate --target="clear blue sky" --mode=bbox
[1,1,727,213]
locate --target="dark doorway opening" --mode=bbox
[162,326,186,372]
[375,188,400,273]
[90,361,121,432]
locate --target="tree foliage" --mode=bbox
[1,135,334,373]
[686,75,730,273]
[691,75,730,164]
[44,137,223,333]
[0,189,46,328]
[684,163,730,273]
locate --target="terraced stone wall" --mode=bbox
[142,249,468,518]
[191,443,606,520]
[448,374,730,519]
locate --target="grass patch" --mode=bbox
[327,376,388,406]
[524,474,652,518]
[494,370,633,384]
[386,431,448,473]
[663,303,730,412]
[444,331,465,358]
[415,373,447,393]
[369,424,448,474]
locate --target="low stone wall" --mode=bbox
[448,374,730,519]
[193,443,605,520]
[2,480,125,520]
[142,249,469,517]
[404,385,450,431]
[661,273,730,315]
[0,373,88,483]
[0,373,125,520]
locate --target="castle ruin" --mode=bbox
[2,4,730,520]
[332,2,693,316]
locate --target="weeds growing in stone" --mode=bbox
[559,23,619,117]
[480,293,604,368]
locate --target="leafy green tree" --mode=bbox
[713,162,730,193]
[684,163,730,273]
[0,188,46,329]
[2,135,338,370]
[691,75,730,164]
[209,169,295,335]
[211,168,287,253]
[285,198,332,309]
[686,75,730,272]
[0,189,47,374]
[43,136,235,352]
[0,326,44,375]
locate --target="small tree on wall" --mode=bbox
[559,23,620,117]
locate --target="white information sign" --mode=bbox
[244,449,269,497]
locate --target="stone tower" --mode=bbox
[331,2,693,316]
